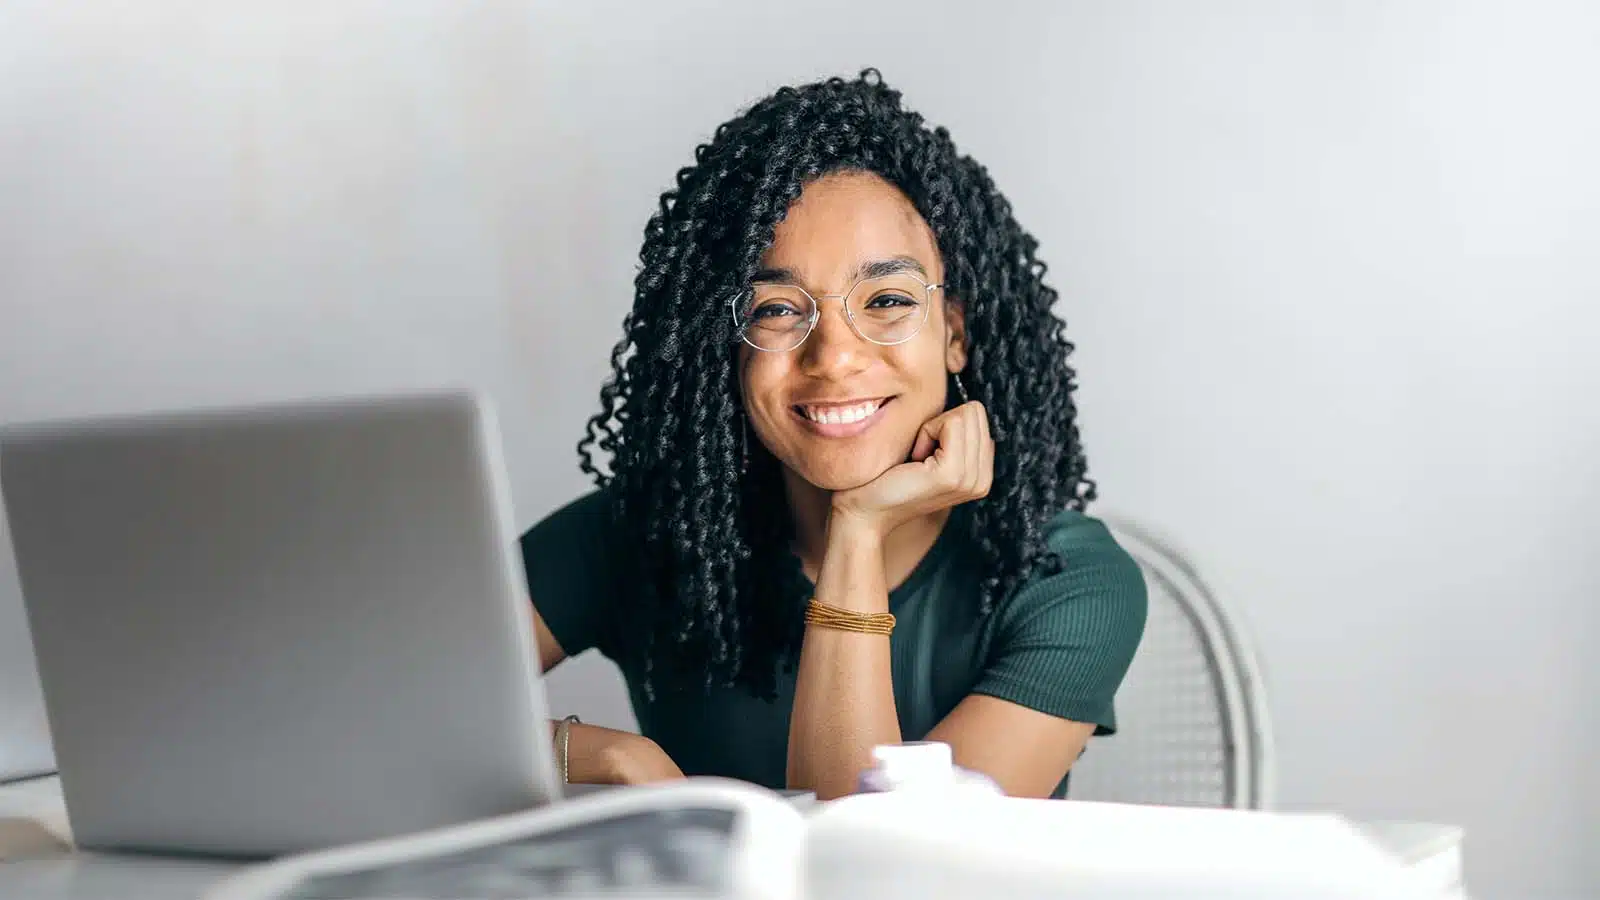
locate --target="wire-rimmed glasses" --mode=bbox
[731,271,943,352]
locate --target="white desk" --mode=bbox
[1,777,237,898]
[0,776,1467,899]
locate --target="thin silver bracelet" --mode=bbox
[556,714,581,784]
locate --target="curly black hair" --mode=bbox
[577,69,1094,700]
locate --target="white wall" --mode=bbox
[2,2,1595,896]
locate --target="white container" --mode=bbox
[854,741,1002,795]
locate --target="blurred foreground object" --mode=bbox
[807,791,1449,900]
[202,779,803,900]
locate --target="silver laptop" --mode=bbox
[0,390,561,858]
[0,511,55,784]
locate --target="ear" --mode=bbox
[944,296,968,373]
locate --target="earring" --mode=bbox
[953,372,970,404]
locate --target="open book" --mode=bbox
[204,776,1453,900]
[204,780,806,900]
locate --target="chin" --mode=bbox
[790,454,897,493]
[805,470,879,493]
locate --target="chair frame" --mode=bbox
[1102,517,1277,810]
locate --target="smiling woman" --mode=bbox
[518,70,1147,800]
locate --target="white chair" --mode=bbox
[1066,519,1275,809]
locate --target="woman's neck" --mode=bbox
[783,469,951,591]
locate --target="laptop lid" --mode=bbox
[0,390,560,857]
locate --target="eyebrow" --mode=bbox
[751,265,801,284]
[751,256,929,287]
[857,256,928,280]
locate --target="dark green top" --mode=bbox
[519,490,1147,797]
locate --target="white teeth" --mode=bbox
[802,400,882,426]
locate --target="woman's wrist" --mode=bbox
[562,722,680,785]
[826,502,891,546]
[815,509,890,615]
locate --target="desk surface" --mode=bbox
[0,776,1465,900]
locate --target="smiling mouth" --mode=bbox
[790,397,894,437]
[794,398,889,425]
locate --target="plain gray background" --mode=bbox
[1,2,1595,896]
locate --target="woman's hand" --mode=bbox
[830,400,994,540]
[565,722,686,785]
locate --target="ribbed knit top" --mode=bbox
[521,491,1148,798]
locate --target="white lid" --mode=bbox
[871,741,955,786]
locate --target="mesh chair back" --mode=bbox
[1066,520,1274,809]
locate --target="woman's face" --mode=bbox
[738,170,966,492]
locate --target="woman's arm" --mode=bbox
[520,491,685,786]
[786,401,992,799]
[925,696,1095,798]
[534,611,684,785]
[784,513,901,798]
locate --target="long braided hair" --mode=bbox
[578,69,1093,700]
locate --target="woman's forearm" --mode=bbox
[785,513,902,799]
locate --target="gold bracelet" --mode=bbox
[804,599,895,636]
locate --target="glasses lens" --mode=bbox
[846,275,930,345]
[739,285,815,351]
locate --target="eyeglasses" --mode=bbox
[731,271,943,353]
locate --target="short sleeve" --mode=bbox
[972,512,1148,735]
[518,489,623,660]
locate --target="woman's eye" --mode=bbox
[750,303,799,320]
[865,293,917,309]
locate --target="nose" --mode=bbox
[796,296,870,380]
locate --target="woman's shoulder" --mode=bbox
[968,506,1149,737]
[518,486,627,659]
[1039,507,1141,573]
[518,486,622,555]
[998,506,1148,627]
[522,486,610,533]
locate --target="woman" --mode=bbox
[520,70,1146,800]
